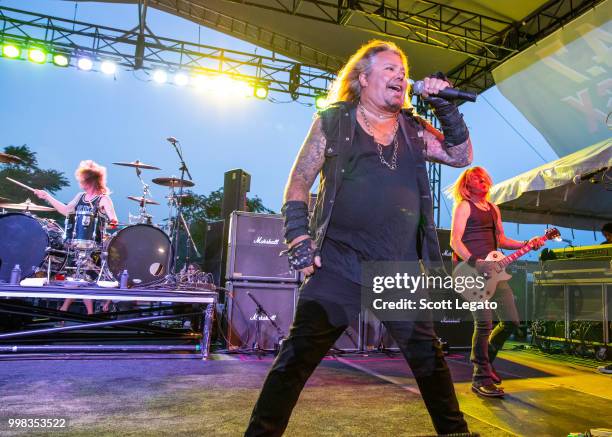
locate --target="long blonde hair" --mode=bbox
[75,160,110,195]
[451,166,493,205]
[327,40,410,106]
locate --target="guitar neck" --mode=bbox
[497,242,533,268]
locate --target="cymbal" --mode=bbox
[0,152,23,164]
[152,177,195,188]
[0,199,55,212]
[127,195,160,205]
[113,160,161,170]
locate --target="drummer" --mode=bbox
[34,160,118,315]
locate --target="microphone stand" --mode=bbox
[246,291,285,357]
[167,138,193,279]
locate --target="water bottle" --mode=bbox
[119,269,129,289]
[9,264,21,285]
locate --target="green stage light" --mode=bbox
[2,44,20,59]
[28,48,47,64]
[254,84,269,99]
[315,94,329,110]
[52,53,70,67]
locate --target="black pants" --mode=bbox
[245,267,468,436]
[470,280,520,386]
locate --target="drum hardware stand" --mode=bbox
[135,166,154,224]
[246,291,285,356]
[44,246,67,283]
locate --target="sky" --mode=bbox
[0,0,605,258]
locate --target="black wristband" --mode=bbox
[467,255,478,268]
[281,201,310,243]
[425,98,469,147]
[422,72,469,147]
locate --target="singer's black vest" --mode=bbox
[309,101,445,272]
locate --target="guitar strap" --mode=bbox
[487,200,500,249]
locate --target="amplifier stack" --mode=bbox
[225,211,298,351]
[532,245,611,359]
[222,219,474,352]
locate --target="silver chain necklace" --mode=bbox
[358,104,399,170]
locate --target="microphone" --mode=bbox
[166,136,178,144]
[411,80,477,102]
[572,167,609,184]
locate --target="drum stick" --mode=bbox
[6,177,36,193]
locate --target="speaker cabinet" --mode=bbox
[221,169,251,221]
[226,281,297,351]
[226,211,298,282]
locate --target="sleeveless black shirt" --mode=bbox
[461,201,497,259]
[321,122,421,284]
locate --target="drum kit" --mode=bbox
[0,152,200,288]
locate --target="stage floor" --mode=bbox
[0,345,610,436]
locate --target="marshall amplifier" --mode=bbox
[226,281,297,351]
[226,211,298,282]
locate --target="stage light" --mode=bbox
[100,60,117,75]
[234,80,253,98]
[315,94,329,110]
[52,53,70,67]
[27,48,47,64]
[174,72,189,86]
[77,57,93,71]
[254,84,269,99]
[152,69,167,84]
[193,74,214,91]
[2,44,20,59]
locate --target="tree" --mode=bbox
[180,187,275,223]
[174,187,276,266]
[0,145,70,221]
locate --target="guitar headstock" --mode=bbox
[545,227,560,241]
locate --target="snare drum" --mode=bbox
[0,213,67,282]
[105,224,173,286]
[64,211,106,249]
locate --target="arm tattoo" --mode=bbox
[284,117,327,203]
[423,130,473,168]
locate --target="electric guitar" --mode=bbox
[453,228,560,303]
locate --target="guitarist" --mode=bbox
[450,166,544,398]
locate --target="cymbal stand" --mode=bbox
[134,166,153,224]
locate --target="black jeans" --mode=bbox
[245,267,468,436]
[470,280,520,386]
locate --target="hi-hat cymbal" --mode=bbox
[113,160,161,170]
[0,199,55,212]
[127,195,160,205]
[0,152,23,164]
[152,177,195,188]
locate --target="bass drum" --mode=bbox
[0,213,66,282]
[106,224,172,286]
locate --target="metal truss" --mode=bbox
[415,98,442,226]
[447,0,605,93]
[155,0,516,61]
[149,0,604,94]
[148,0,345,73]
[0,6,334,101]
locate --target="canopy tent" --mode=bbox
[489,138,612,230]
